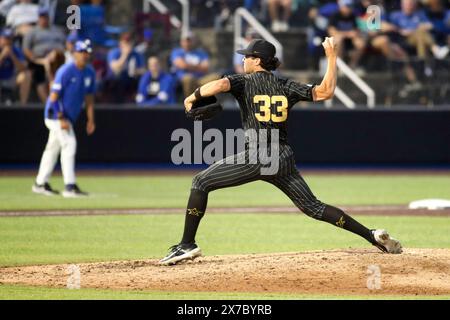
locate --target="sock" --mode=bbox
[322,205,375,244]
[181,189,208,245]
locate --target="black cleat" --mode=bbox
[159,243,202,265]
[62,184,89,198]
[32,182,59,196]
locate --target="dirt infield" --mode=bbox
[1,206,450,217]
[1,248,449,296]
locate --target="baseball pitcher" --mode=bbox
[161,38,402,265]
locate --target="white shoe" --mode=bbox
[271,20,281,33]
[432,45,449,60]
[32,183,59,196]
[279,21,289,32]
[372,229,403,254]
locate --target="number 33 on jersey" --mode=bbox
[253,95,288,123]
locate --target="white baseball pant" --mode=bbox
[36,119,77,185]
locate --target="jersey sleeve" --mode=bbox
[136,72,150,104]
[286,80,316,103]
[107,48,120,64]
[226,74,246,97]
[51,66,66,94]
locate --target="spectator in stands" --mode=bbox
[424,0,450,50]
[135,56,176,107]
[170,31,218,98]
[357,0,422,94]
[328,0,366,71]
[389,0,448,59]
[268,0,293,32]
[0,28,31,104]
[6,0,39,37]
[79,0,108,46]
[105,31,145,103]
[22,7,65,102]
[233,27,259,74]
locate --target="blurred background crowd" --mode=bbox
[0,0,449,106]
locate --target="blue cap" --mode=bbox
[143,28,153,41]
[74,39,93,53]
[0,28,13,38]
[38,7,49,16]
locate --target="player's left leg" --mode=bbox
[267,172,402,253]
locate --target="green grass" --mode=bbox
[1,284,449,300]
[1,174,449,300]
[1,214,449,267]
[0,174,449,210]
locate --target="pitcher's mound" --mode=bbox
[1,248,449,296]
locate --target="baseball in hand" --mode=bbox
[322,37,338,58]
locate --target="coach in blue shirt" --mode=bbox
[33,40,96,198]
[136,56,176,106]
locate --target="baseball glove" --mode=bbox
[186,96,223,121]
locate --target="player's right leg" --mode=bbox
[57,121,88,198]
[160,149,262,265]
[267,171,402,254]
[33,119,62,196]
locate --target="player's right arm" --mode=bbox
[49,66,70,130]
[184,78,231,111]
[312,37,338,101]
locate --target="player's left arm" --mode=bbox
[184,78,230,111]
[85,94,95,135]
[312,37,338,101]
[85,69,96,135]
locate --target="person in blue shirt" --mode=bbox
[424,0,450,49]
[33,40,96,198]
[106,32,145,102]
[389,0,448,59]
[136,56,176,106]
[170,31,219,98]
[0,28,31,104]
[79,0,107,46]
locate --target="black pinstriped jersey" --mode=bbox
[226,71,315,143]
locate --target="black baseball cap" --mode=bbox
[236,39,276,59]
